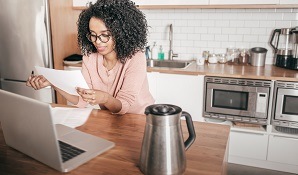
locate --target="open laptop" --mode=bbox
[0,89,115,172]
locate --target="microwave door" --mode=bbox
[206,83,269,118]
[275,89,298,122]
[206,83,257,117]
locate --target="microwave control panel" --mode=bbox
[256,93,267,113]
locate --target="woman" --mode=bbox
[26,0,154,114]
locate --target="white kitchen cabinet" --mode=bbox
[229,130,269,161]
[267,135,298,166]
[209,0,279,5]
[279,0,298,4]
[147,72,158,100]
[133,0,208,5]
[155,73,204,122]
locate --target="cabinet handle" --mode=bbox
[232,130,266,136]
[271,135,298,141]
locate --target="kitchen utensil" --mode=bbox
[217,53,227,64]
[270,27,296,68]
[250,47,268,66]
[196,57,205,65]
[238,49,250,65]
[202,50,209,62]
[226,48,239,64]
[285,27,298,70]
[208,53,218,64]
[139,104,196,175]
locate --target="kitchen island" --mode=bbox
[0,108,230,175]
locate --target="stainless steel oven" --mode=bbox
[272,81,298,129]
[203,76,273,125]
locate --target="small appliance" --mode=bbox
[139,104,196,175]
[270,27,298,70]
[272,81,298,130]
[203,76,274,125]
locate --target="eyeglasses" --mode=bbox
[86,32,111,43]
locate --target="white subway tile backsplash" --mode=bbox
[252,13,268,20]
[245,21,260,28]
[208,27,222,34]
[229,20,245,27]
[187,20,201,26]
[201,34,215,41]
[251,28,266,35]
[229,35,243,42]
[201,20,215,27]
[275,20,292,27]
[260,21,276,28]
[236,28,251,35]
[267,13,283,20]
[194,27,208,33]
[215,34,229,41]
[214,20,230,27]
[143,8,298,64]
[207,41,221,48]
[222,28,237,34]
[283,13,298,20]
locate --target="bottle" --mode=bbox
[158,45,164,60]
[145,46,151,59]
[151,42,157,59]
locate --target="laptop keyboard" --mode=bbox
[58,141,86,162]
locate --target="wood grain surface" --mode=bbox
[0,109,230,175]
[148,63,298,81]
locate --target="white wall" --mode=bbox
[142,8,298,64]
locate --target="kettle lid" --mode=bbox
[145,104,182,116]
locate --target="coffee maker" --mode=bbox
[270,27,298,70]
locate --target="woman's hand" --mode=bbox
[76,87,109,105]
[26,75,51,90]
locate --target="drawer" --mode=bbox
[229,130,268,160]
[267,135,298,166]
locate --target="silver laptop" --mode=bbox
[0,89,115,172]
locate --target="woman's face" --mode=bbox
[88,17,116,56]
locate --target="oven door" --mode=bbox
[205,83,269,118]
[275,88,298,122]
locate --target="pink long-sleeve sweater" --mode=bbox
[76,51,155,115]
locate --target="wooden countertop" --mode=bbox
[0,109,230,175]
[148,63,298,81]
[64,62,298,81]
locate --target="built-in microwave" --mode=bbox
[272,81,298,129]
[203,76,273,125]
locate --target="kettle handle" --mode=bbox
[269,29,281,53]
[182,111,196,151]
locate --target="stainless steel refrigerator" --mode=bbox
[0,0,55,103]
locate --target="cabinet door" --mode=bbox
[156,73,204,122]
[279,0,298,4]
[133,0,208,5]
[147,72,158,101]
[209,0,279,5]
[229,130,269,160]
[267,135,298,166]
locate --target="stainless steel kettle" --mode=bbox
[139,104,196,175]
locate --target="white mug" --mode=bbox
[196,58,205,65]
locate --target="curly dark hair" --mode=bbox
[77,0,148,63]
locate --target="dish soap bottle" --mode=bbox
[158,45,164,60]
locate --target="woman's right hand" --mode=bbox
[26,75,51,90]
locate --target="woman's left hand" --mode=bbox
[76,87,108,105]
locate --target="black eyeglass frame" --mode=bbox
[86,32,111,43]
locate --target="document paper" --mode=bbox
[35,66,89,96]
[51,107,92,128]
